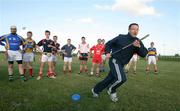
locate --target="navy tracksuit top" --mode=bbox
[105,33,148,65]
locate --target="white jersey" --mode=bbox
[78,43,89,53]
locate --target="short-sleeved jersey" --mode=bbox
[90,44,104,58]
[52,42,60,54]
[78,43,89,53]
[61,44,76,57]
[0,33,25,51]
[24,38,36,53]
[147,47,157,56]
[37,39,55,53]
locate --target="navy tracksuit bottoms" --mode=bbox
[94,58,127,94]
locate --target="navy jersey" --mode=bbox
[0,33,25,51]
[37,39,55,53]
[61,44,76,57]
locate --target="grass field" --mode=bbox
[0,54,179,111]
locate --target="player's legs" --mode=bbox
[79,60,83,73]
[100,55,106,72]
[7,50,14,81]
[23,62,28,74]
[8,62,14,81]
[93,71,114,94]
[101,59,106,72]
[84,60,88,73]
[47,61,56,78]
[146,56,151,73]
[26,53,34,77]
[51,61,56,76]
[51,55,57,75]
[37,62,45,80]
[125,61,132,73]
[91,62,95,75]
[95,58,102,76]
[17,60,26,81]
[96,63,100,76]
[28,62,33,77]
[93,58,118,94]
[14,51,26,81]
[68,62,72,73]
[133,61,137,74]
[63,62,67,72]
[152,57,158,73]
[37,54,48,80]
[106,59,126,102]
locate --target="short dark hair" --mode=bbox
[128,23,139,29]
[53,35,57,38]
[27,31,32,34]
[45,30,50,34]
[98,39,101,41]
[68,38,71,41]
[81,37,85,39]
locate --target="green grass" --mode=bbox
[0,54,179,111]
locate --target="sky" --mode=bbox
[0,0,179,55]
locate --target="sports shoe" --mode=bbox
[91,88,99,98]
[90,72,93,76]
[107,90,118,102]
[49,75,56,79]
[37,76,42,80]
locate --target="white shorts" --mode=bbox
[23,53,34,62]
[52,55,57,62]
[148,56,156,65]
[41,54,53,62]
[101,54,106,60]
[7,50,22,61]
[64,57,72,63]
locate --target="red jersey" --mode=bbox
[90,44,104,58]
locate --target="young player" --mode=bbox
[0,26,26,82]
[125,53,138,74]
[99,39,106,72]
[36,30,56,80]
[90,39,104,76]
[92,23,148,102]
[78,37,89,74]
[23,31,36,78]
[61,39,76,74]
[51,35,60,75]
[146,42,158,74]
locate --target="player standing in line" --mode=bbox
[0,26,26,82]
[99,39,106,72]
[125,53,138,74]
[61,39,76,74]
[36,30,56,80]
[90,39,104,76]
[78,37,90,74]
[146,42,158,74]
[51,35,60,76]
[23,31,36,78]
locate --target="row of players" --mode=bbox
[0,26,158,82]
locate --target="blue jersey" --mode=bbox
[147,47,157,56]
[0,33,25,51]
